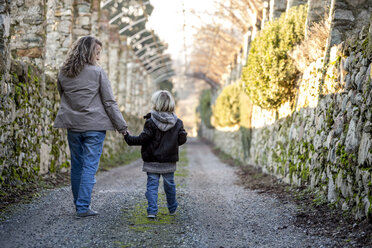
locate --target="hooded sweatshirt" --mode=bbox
[150,110,177,131]
[124,111,188,173]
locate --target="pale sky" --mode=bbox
[147,0,217,62]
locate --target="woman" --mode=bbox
[54,36,127,218]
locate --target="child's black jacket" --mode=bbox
[124,112,187,163]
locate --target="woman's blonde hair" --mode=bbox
[61,36,102,77]
[151,90,175,112]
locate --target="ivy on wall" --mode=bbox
[0,61,69,195]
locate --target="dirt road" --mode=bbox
[0,138,338,247]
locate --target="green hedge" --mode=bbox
[212,83,253,128]
[213,83,241,127]
[242,5,308,110]
[198,89,213,128]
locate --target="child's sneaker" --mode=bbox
[147,214,156,219]
[169,210,177,215]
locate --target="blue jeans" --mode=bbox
[67,130,106,213]
[146,173,178,215]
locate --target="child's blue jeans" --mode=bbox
[67,130,106,214]
[146,172,178,215]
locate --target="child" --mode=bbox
[124,90,187,218]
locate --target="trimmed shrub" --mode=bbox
[213,83,241,127]
[212,82,253,128]
[239,91,252,128]
[242,5,308,110]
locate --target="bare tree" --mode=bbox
[188,0,264,87]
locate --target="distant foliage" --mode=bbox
[158,79,174,92]
[198,89,213,128]
[242,5,308,110]
[213,83,241,127]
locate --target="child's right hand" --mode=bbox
[122,130,130,138]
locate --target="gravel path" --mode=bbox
[0,138,338,248]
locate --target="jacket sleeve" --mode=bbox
[124,120,154,146]
[99,69,128,133]
[178,120,187,146]
[57,78,63,97]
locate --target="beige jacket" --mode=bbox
[53,64,127,133]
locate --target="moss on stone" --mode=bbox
[326,102,334,129]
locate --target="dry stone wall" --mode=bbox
[249,29,372,219]
[0,0,156,191]
[330,0,372,46]
[200,1,372,219]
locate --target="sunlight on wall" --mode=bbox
[295,57,323,111]
[251,105,276,128]
[214,124,240,132]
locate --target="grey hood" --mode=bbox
[150,110,177,131]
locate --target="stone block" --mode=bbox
[329,28,343,46]
[345,118,360,153]
[72,28,89,36]
[39,143,51,174]
[356,67,368,92]
[355,10,371,32]
[363,196,371,218]
[0,12,11,37]
[62,36,71,48]
[23,16,43,25]
[76,16,90,26]
[77,3,91,14]
[14,0,24,7]
[55,9,72,17]
[364,121,372,133]
[358,131,372,166]
[286,0,307,9]
[57,20,72,33]
[354,93,364,105]
[25,0,41,8]
[21,36,44,47]
[327,171,337,202]
[325,130,335,148]
[269,0,287,20]
[327,146,336,163]
[334,9,355,23]
[345,0,366,7]
[16,47,43,58]
[344,53,354,72]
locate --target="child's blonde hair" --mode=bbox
[151,90,175,112]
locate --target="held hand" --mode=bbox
[121,130,130,138]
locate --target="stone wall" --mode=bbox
[200,2,372,219]
[0,0,156,191]
[269,0,287,20]
[329,0,372,46]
